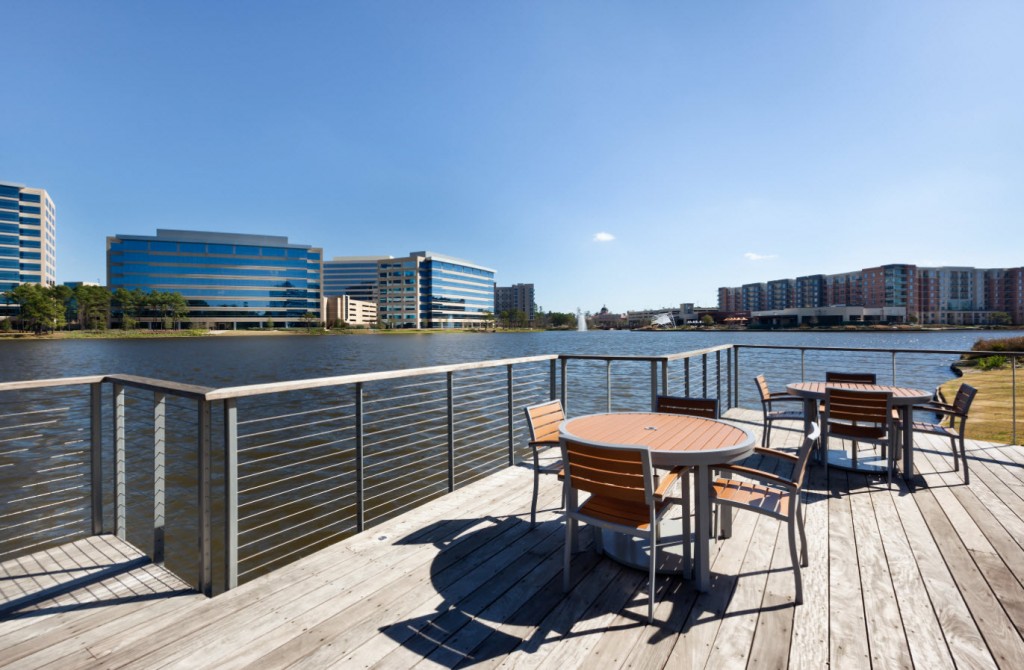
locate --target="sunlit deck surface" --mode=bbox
[2,408,1023,669]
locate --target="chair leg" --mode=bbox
[762,420,769,448]
[681,473,691,578]
[959,436,970,485]
[563,516,574,592]
[950,436,960,472]
[531,470,540,528]
[789,517,803,605]
[648,536,656,624]
[797,504,808,567]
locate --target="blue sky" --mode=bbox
[4,1,1022,312]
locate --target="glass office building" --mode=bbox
[323,255,390,302]
[107,229,322,328]
[378,251,495,329]
[0,181,56,317]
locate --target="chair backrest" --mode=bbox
[559,438,652,506]
[825,388,892,440]
[524,400,564,444]
[825,371,877,384]
[656,395,719,419]
[952,383,978,416]
[754,375,771,403]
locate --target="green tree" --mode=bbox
[2,284,65,334]
[991,312,1011,326]
[113,288,147,329]
[75,285,112,330]
[701,314,715,328]
[300,311,319,331]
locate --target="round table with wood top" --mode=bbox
[559,412,754,593]
[786,382,932,480]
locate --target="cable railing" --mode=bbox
[1,341,1019,605]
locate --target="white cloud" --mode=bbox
[593,232,615,242]
[744,252,777,261]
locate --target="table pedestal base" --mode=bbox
[824,445,890,474]
[598,514,691,577]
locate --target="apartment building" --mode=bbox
[0,181,56,317]
[107,229,323,328]
[494,283,536,320]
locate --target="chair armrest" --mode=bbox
[654,466,685,501]
[715,464,796,491]
[753,446,799,463]
[768,393,803,402]
[529,440,559,449]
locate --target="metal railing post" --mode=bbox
[650,360,658,411]
[702,354,708,397]
[727,348,733,410]
[197,398,213,597]
[606,360,612,413]
[1013,355,1018,446]
[549,359,557,402]
[661,360,668,398]
[507,365,515,467]
[685,358,691,397]
[355,382,364,531]
[892,351,897,385]
[153,392,166,565]
[716,350,722,405]
[223,398,238,590]
[733,347,740,407]
[447,372,455,492]
[801,349,806,382]
[113,384,125,540]
[561,358,568,415]
[90,382,103,535]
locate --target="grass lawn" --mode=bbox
[940,365,1024,445]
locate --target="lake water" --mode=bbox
[3,328,1021,388]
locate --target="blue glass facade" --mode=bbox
[106,229,323,327]
[323,256,388,302]
[378,251,494,329]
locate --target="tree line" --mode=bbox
[1,284,189,334]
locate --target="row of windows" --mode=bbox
[427,260,493,279]
[112,239,315,258]
[113,251,313,270]
[111,275,309,288]
[114,264,311,279]
[20,193,41,204]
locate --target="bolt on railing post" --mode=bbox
[197,398,213,597]
[90,382,103,535]
[153,392,166,566]
[447,372,455,492]
[113,383,125,540]
[507,365,515,467]
[355,382,364,532]
[223,398,238,590]
[561,358,568,416]
[606,360,612,413]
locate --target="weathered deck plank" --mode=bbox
[2,409,1023,669]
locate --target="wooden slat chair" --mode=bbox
[711,423,820,604]
[655,395,719,419]
[899,383,977,484]
[523,400,566,527]
[560,438,684,623]
[823,388,896,485]
[754,375,805,448]
[825,371,877,384]
[653,394,719,576]
[824,372,880,448]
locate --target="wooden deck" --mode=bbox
[2,408,1023,669]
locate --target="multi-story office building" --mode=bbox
[717,286,742,312]
[720,263,1024,325]
[0,181,56,317]
[107,229,322,329]
[323,295,377,327]
[494,283,536,321]
[323,256,390,302]
[377,251,495,329]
